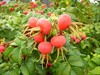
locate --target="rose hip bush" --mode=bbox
[0,0,100,75]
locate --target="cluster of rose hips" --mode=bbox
[69,22,87,44]
[70,32,87,44]
[30,2,38,8]
[23,13,87,68]
[9,3,19,11]
[23,14,73,68]
[0,1,6,6]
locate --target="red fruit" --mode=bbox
[70,35,76,41]
[23,11,28,15]
[47,62,53,67]
[9,8,14,11]
[58,14,72,30]
[28,17,38,28]
[22,54,25,59]
[75,39,80,43]
[49,3,53,7]
[36,18,52,35]
[34,3,38,7]
[38,42,52,54]
[39,10,44,15]
[48,12,52,17]
[1,1,6,5]
[30,2,38,8]
[51,36,66,48]
[42,4,47,8]
[80,0,84,2]
[0,2,2,6]
[14,4,18,7]
[33,33,44,43]
[0,45,5,53]
[81,35,87,40]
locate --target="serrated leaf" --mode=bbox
[20,63,30,75]
[11,47,22,64]
[25,59,35,75]
[91,38,99,47]
[92,57,100,65]
[90,66,100,74]
[70,70,77,75]
[88,61,97,68]
[56,62,71,75]
[2,70,19,75]
[71,67,84,75]
[14,38,23,46]
[36,64,46,75]
[95,48,100,54]
[3,46,14,58]
[22,13,32,24]
[68,55,84,67]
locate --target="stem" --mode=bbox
[46,54,49,68]
[69,26,81,40]
[37,54,42,62]
[30,27,40,35]
[29,32,40,39]
[61,48,64,61]
[44,36,47,42]
[42,54,45,69]
[62,47,68,53]
[54,48,60,63]
[48,55,52,61]
[30,42,37,54]
[23,26,29,34]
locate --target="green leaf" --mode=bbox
[0,63,8,68]
[90,66,100,74]
[88,60,97,69]
[95,48,100,54]
[35,64,46,75]
[11,47,22,64]
[14,38,23,46]
[22,13,32,24]
[56,62,71,75]
[20,41,29,56]
[0,57,2,63]
[70,70,77,75]
[71,67,84,75]
[25,61,35,75]
[2,71,19,75]
[20,63,30,75]
[68,49,84,56]
[91,38,99,47]
[81,41,92,49]
[3,46,14,58]
[68,55,84,67]
[92,57,100,65]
